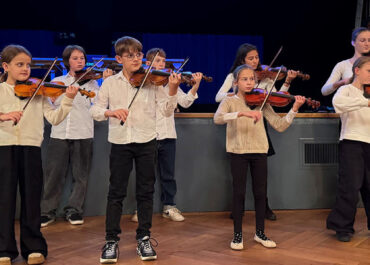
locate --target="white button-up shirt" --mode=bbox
[156,86,198,140]
[50,73,99,139]
[90,71,177,144]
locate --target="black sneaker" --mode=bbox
[265,208,277,221]
[100,241,119,263]
[66,213,84,225]
[136,236,158,261]
[336,232,351,242]
[41,215,55,228]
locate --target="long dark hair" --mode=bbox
[349,56,370,83]
[0,45,32,82]
[229,43,262,73]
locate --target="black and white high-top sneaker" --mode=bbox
[100,241,119,263]
[230,232,243,250]
[136,236,157,261]
[254,229,276,248]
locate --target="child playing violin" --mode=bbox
[40,45,111,227]
[214,64,305,250]
[90,37,180,263]
[216,43,298,221]
[0,45,78,265]
[326,56,370,242]
[130,48,203,223]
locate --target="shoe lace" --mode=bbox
[256,231,269,241]
[233,232,242,243]
[140,237,158,251]
[102,241,118,254]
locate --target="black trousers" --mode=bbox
[230,153,267,233]
[327,140,370,233]
[0,146,47,260]
[105,139,156,241]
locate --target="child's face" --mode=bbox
[115,50,143,73]
[146,55,166,70]
[69,50,85,72]
[244,50,259,70]
[235,68,256,93]
[355,62,370,85]
[2,52,31,83]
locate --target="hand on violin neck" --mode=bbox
[286,70,298,83]
[238,110,262,123]
[168,72,182,96]
[65,85,79,99]
[105,109,129,122]
[103,69,114,80]
[0,111,23,123]
[292,95,306,112]
[189,72,203,95]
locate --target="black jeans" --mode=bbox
[157,139,177,206]
[41,138,93,217]
[0,146,47,260]
[229,153,267,233]
[327,140,370,233]
[105,139,156,241]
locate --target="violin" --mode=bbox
[14,78,95,98]
[129,67,213,87]
[245,88,320,109]
[255,65,310,82]
[364,84,370,98]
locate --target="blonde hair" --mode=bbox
[0,45,32,82]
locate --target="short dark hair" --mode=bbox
[146,48,166,62]
[62,45,87,70]
[352,27,370,42]
[114,36,142,56]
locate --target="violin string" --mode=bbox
[260,67,283,111]
[120,51,160,126]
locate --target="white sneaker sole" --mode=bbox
[100,257,117,263]
[68,219,84,225]
[162,213,185,222]
[254,235,277,248]
[139,255,157,261]
[230,241,244,250]
[41,218,55,228]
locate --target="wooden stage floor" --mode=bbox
[12,209,370,264]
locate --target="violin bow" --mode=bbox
[255,46,283,89]
[70,57,105,86]
[175,57,189,73]
[259,67,283,111]
[120,51,160,126]
[14,57,58,125]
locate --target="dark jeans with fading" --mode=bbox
[327,140,370,233]
[105,139,156,241]
[0,146,47,260]
[229,153,267,233]
[41,138,93,218]
[157,138,177,206]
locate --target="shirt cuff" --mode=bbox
[61,95,74,107]
[187,90,198,100]
[285,109,297,123]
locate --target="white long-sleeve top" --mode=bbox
[50,73,100,140]
[89,71,177,144]
[156,86,198,140]
[214,95,297,154]
[321,59,353,96]
[332,84,370,143]
[215,73,289,103]
[0,82,73,147]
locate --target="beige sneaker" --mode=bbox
[0,257,11,265]
[254,234,276,248]
[230,232,243,250]
[162,207,185,222]
[27,253,45,264]
[131,210,138,223]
